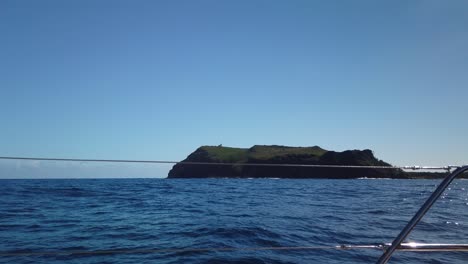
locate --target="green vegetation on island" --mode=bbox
[168,145,449,179]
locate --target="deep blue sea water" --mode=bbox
[1,178,467,264]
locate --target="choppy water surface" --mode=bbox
[1,178,467,263]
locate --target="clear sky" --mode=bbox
[1,0,467,178]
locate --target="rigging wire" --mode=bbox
[2,243,468,257]
[0,244,384,257]
[0,156,458,171]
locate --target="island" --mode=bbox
[167,145,448,179]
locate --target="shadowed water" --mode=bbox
[0,178,467,263]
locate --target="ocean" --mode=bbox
[1,178,467,264]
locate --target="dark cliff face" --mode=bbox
[167,145,407,179]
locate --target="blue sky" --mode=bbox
[1,0,467,178]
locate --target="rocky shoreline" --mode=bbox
[168,145,451,179]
